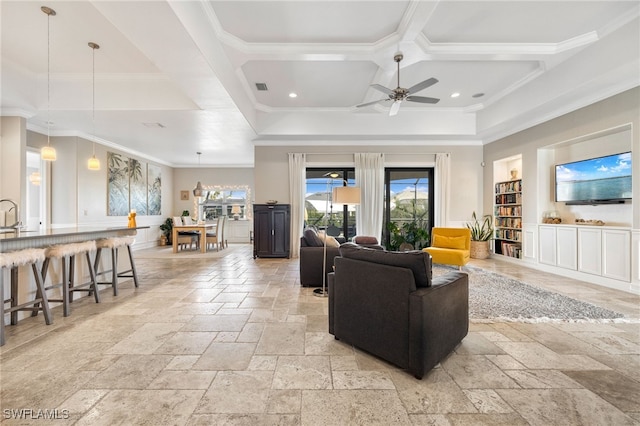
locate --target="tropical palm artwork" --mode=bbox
[108,152,162,216]
[108,152,130,216]
[129,158,148,215]
[148,164,162,215]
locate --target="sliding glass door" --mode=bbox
[305,168,356,240]
[383,168,434,250]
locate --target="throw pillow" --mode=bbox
[303,228,323,247]
[433,234,467,250]
[317,230,340,247]
[339,243,432,287]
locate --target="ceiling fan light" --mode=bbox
[41,145,57,161]
[87,155,101,170]
[389,100,401,116]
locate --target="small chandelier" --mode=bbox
[87,41,101,170]
[41,6,57,162]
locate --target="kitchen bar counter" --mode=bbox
[0,226,142,252]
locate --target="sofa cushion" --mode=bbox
[339,243,432,287]
[318,230,340,247]
[432,234,467,250]
[303,228,324,247]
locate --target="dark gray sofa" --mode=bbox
[328,243,469,379]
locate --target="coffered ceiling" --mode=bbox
[1,1,638,166]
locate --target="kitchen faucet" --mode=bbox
[0,199,20,229]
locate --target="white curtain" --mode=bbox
[435,153,450,227]
[288,153,306,258]
[355,153,385,242]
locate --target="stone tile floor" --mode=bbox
[0,244,638,425]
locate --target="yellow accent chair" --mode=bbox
[423,227,471,270]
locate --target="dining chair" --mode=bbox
[206,216,223,251]
[173,217,197,250]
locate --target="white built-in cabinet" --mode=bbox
[557,227,578,270]
[602,229,631,281]
[227,220,252,243]
[578,228,602,276]
[539,224,631,282]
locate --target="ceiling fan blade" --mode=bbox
[406,95,440,104]
[389,100,401,116]
[356,99,389,108]
[370,84,394,96]
[407,77,438,95]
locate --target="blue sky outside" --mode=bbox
[556,152,631,182]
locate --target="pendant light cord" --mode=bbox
[46,10,51,147]
[92,43,96,156]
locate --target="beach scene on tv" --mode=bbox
[555,152,632,202]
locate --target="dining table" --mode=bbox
[172,223,216,253]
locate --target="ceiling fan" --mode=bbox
[356,53,439,116]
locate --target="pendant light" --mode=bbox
[87,42,101,171]
[41,6,57,161]
[29,171,42,186]
[193,152,204,197]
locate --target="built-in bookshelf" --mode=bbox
[494,178,523,259]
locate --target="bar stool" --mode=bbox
[94,236,139,296]
[40,240,98,317]
[1,248,53,346]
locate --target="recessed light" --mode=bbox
[450,92,460,98]
[289,92,298,98]
[472,93,485,98]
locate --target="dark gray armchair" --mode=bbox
[328,243,469,379]
[299,237,340,287]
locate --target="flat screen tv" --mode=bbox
[555,151,632,204]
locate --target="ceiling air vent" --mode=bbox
[142,122,165,128]
[255,82,268,91]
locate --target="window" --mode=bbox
[194,185,251,221]
[384,168,434,250]
[305,168,356,240]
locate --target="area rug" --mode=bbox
[135,244,246,259]
[432,265,632,323]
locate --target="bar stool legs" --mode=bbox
[94,236,138,297]
[40,241,97,317]
[1,248,52,346]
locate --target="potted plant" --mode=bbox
[465,211,493,259]
[386,221,430,251]
[159,217,173,245]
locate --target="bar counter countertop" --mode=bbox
[0,226,145,252]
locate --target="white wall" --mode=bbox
[0,117,27,214]
[253,143,484,226]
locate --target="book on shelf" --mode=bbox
[500,241,522,259]
[495,205,522,216]
[495,180,522,194]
